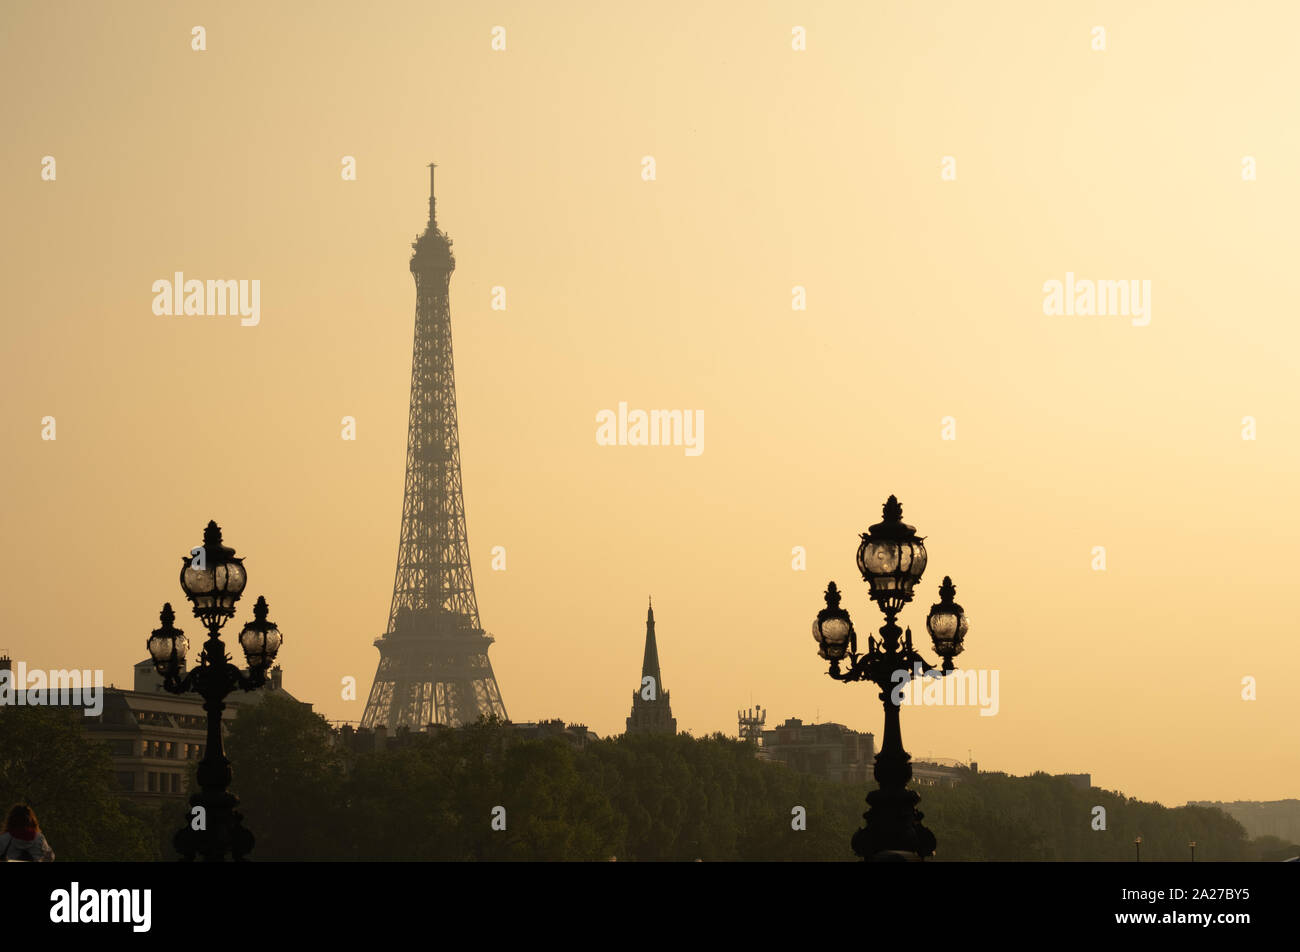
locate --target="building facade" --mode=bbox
[83,659,304,805]
[910,757,978,788]
[761,717,875,784]
[509,719,600,749]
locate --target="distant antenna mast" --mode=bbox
[738,704,766,746]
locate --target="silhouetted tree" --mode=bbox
[0,705,153,860]
[224,694,346,860]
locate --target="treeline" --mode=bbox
[224,695,855,861]
[2,697,1293,861]
[221,696,1285,862]
[918,770,1286,861]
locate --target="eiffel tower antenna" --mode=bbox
[427,162,437,225]
[361,164,507,730]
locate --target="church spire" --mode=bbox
[627,597,676,735]
[641,597,662,689]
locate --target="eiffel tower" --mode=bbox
[360,164,508,730]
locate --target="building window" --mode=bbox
[116,772,135,792]
[170,774,181,794]
[147,772,157,793]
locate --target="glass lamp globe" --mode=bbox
[925,576,969,660]
[856,496,927,616]
[238,596,283,671]
[813,581,854,661]
[146,603,189,676]
[180,520,247,621]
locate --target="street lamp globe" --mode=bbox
[925,576,969,665]
[813,581,854,660]
[147,603,189,677]
[238,596,283,672]
[856,495,927,616]
[180,520,247,624]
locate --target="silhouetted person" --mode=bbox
[0,804,55,862]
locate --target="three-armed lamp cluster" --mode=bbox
[811,495,970,861]
[146,520,283,861]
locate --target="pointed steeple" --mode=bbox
[641,597,662,689]
[627,597,676,735]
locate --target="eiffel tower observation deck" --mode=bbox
[361,165,508,730]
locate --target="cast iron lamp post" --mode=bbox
[811,495,970,861]
[145,520,283,861]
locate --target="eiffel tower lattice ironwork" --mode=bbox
[361,164,508,730]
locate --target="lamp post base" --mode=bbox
[173,790,255,862]
[852,786,937,861]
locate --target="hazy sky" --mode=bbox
[2,1,1298,807]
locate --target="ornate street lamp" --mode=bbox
[926,577,968,673]
[147,604,189,675]
[811,581,853,661]
[810,495,970,861]
[238,597,283,670]
[147,520,283,861]
[179,521,246,624]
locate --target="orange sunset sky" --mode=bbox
[2,1,1298,806]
